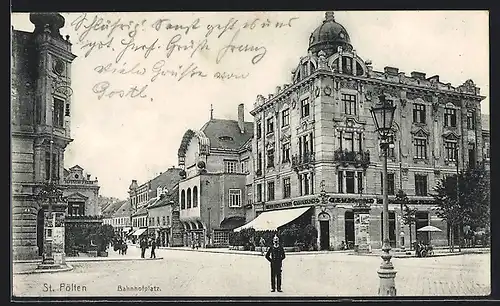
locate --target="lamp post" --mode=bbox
[207,207,212,246]
[370,94,397,296]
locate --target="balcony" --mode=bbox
[292,152,315,172]
[334,149,370,168]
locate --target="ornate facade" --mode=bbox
[248,12,486,250]
[177,104,254,247]
[12,13,76,259]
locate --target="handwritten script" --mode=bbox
[69,13,299,100]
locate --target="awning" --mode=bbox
[233,207,311,232]
[132,228,148,236]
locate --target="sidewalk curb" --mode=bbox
[350,250,490,259]
[13,257,164,264]
[14,264,74,275]
[166,248,351,256]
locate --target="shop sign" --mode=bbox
[265,197,320,210]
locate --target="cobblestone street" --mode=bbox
[12,247,490,297]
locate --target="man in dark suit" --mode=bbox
[265,235,286,292]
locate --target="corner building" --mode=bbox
[249,12,486,250]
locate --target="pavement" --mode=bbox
[12,246,490,297]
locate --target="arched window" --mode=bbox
[181,190,186,210]
[193,186,198,207]
[187,188,192,209]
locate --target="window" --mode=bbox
[257,152,262,172]
[415,175,428,196]
[283,178,291,198]
[266,118,274,134]
[156,216,160,226]
[484,142,490,159]
[256,184,262,202]
[468,143,476,168]
[68,202,85,216]
[342,94,357,115]
[53,98,65,128]
[343,57,353,74]
[344,132,354,152]
[445,141,457,161]
[414,138,427,159]
[187,188,192,209]
[213,230,230,246]
[181,190,186,209]
[193,186,198,207]
[357,172,363,194]
[380,173,395,195]
[301,173,310,196]
[257,122,262,139]
[386,134,395,158]
[301,98,310,118]
[246,185,252,205]
[413,104,426,124]
[241,160,249,173]
[45,151,59,181]
[229,189,242,207]
[338,171,343,193]
[467,111,476,130]
[267,181,275,201]
[282,142,290,163]
[167,216,170,226]
[444,108,457,127]
[162,216,166,226]
[267,149,275,168]
[282,108,290,127]
[225,160,237,173]
[346,171,355,194]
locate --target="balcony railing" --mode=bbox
[334,149,371,168]
[292,152,316,172]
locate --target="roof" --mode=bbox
[69,165,84,171]
[102,200,127,217]
[201,119,254,151]
[113,201,131,218]
[148,168,182,197]
[482,114,489,132]
[149,186,179,209]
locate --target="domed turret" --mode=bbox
[29,12,65,38]
[308,12,353,57]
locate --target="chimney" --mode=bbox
[87,174,91,180]
[238,103,245,134]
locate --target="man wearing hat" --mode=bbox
[265,235,286,292]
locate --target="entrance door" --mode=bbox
[344,211,355,249]
[37,209,44,256]
[320,221,330,250]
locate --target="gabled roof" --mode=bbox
[69,165,84,171]
[63,168,70,177]
[66,192,89,201]
[113,201,131,218]
[201,119,254,151]
[102,200,127,217]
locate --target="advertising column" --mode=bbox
[353,203,372,253]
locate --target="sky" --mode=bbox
[11,11,489,199]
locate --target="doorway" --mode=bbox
[344,211,355,249]
[37,209,44,256]
[319,221,330,250]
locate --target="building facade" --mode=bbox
[147,186,178,247]
[177,104,254,247]
[247,12,486,250]
[12,13,77,259]
[62,165,100,217]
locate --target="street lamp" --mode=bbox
[370,94,397,296]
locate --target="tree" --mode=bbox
[401,204,417,250]
[433,163,490,251]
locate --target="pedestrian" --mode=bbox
[265,235,286,292]
[150,238,157,258]
[122,241,128,255]
[259,237,266,256]
[140,238,147,258]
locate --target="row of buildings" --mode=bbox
[12,12,490,259]
[150,11,488,250]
